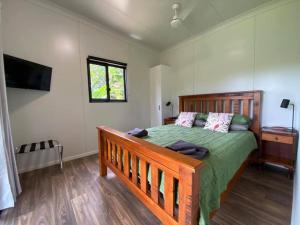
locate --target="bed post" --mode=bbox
[178,165,201,225]
[98,128,107,177]
[252,91,263,139]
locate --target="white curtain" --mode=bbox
[0,2,21,211]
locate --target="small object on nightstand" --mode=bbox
[280,99,295,132]
[260,126,298,178]
[164,117,177,125]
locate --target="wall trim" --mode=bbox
[17,149,98,174]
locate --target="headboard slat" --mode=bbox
[196,101,201,112]
[224,99,231,113]
[203,101,207,113]
[209,100,215,112]
[243,100,250,116]
[217,100,222,113]
[233,99,240,114]
[179,91,263,138]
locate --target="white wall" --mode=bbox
[160,0,300,224]
[2,0,158,172]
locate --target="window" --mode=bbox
[87,56,127,102]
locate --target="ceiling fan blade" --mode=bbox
[171,18,192,35]
[179,0,198,20]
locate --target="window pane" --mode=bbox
[108,66,125,100]
[89,64,107,99]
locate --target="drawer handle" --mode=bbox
[275,137,278,140]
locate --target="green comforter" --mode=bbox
[142,125,257,225]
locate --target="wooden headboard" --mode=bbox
[179,90,263,138]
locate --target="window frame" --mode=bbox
[87,56,127,103]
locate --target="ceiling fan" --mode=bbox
[170,0,198,29]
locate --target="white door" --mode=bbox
[150,67,162,127]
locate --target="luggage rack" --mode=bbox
[15,140,63,169]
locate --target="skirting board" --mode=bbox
[17,149,98,174]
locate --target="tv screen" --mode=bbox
[3,54,52,91]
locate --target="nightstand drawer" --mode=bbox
[261,133,293,144]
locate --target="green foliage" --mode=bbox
[89,64,107,99]
[89,63,125,101]
[109,66,125,100]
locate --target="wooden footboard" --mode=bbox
[97,126,203,225]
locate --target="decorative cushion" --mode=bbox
[175,112,197,128]
[194,119,206,127]
[231,114,251,125]
[195,113,208,121]
[204,112,233,133]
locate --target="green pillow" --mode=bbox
[196,113,208,121]
[231,114,251,125]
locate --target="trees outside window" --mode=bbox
[87,56,127,102]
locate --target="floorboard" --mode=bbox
[0,155,293,225]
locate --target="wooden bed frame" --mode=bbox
[97,90,262,225]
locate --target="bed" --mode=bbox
[97,90,262,225]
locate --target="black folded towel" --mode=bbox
[167,140,209,160]
[126,128,148,138]
[177,149,198,155]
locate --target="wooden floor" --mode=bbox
[0,154,293,225]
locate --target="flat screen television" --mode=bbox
[4,54,52,91]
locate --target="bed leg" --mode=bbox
[178,166,201,225]
[98,129,107,177]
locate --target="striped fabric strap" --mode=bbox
[48,140,54,148]
[17,140,58,154]
[19,144,27,154]
[40,141,45,150]
[30,143,36,152]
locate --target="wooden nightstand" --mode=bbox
[260,127,298,177]
[164,117,177,125]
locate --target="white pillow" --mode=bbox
[204,112,233,133]
[175,112,197,128]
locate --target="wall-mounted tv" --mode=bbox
[4,54,52,91]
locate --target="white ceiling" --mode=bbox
[46,0,276,50]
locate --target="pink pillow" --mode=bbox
[175,112,197,128]
[204,112,233,133]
